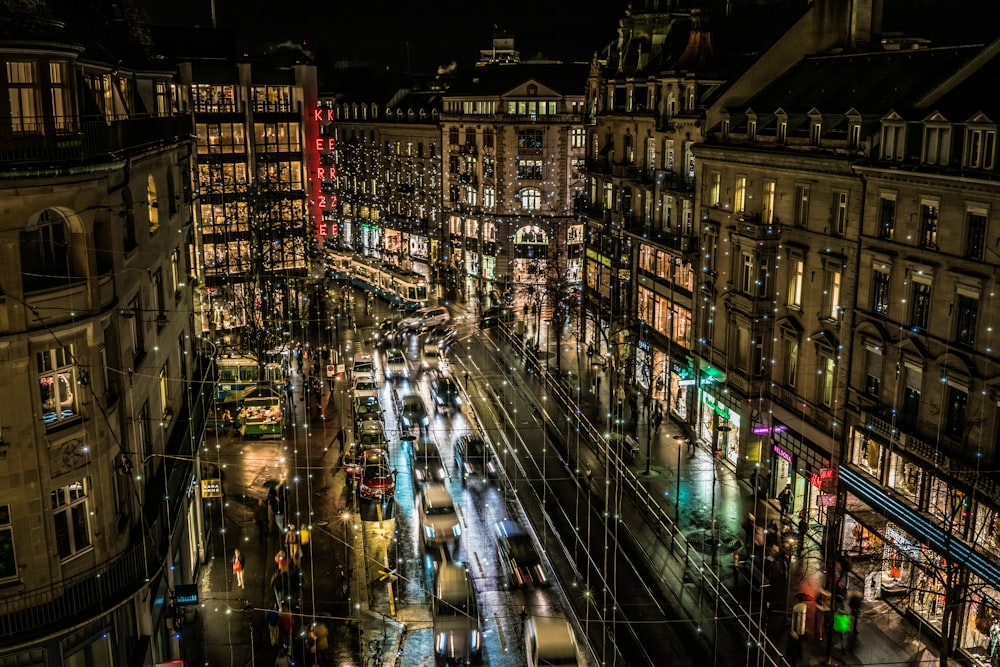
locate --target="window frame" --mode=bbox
[38,345,80,427]
[51,479,92,560]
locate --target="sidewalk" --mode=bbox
[511,323,942,667]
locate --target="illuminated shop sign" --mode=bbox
[772,444,792,462]
[309,107,338,242]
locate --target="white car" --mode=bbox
[352,376,378,401]
[385,349,409,380]
[400,305,451,332]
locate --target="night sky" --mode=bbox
[141,0,626,72]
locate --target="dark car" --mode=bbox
[454,434,497,487]
[480,306,515,328]
[400,394,430,430]
[353,397,384,429]
[372,318,402,349]
[431,377,462,415]
[495,519,548,588]
[410,437,448,487]
[359,448,395,499]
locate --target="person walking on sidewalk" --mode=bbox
[277,605,294,647]
[741,514,756,550]
[274,646,293,667]
[284,524,301,568]
[778,485,792,515]
[265,605,280,646]
[274,549,291,575]
[232,548,245,589]
[336,427,347,456]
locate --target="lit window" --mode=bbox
[820,356,835,406]
[734,176,747,212]
[51,479,91,559]
[865,347,882,397]
[6,60,39,134]
[520,188,541,210]
[788,259,803,308]
[38,346,79,425]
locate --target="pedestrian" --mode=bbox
[277,605,294,647]
[312,622,330,666]
[274,646,293,667]
[464,369,470,390]
[232,548,245,589]
[778,485,792,515]
[284,525,301,568]
[265,605,280,646]
[990,619,1000,658]
[254,498,269,537]
[299,523,311,559]
[222,408,233,434]
[274,549,291,574]
[849,593,862,636]
[741,513,755,550]
[652,409,663,433]
[336,427,347,456]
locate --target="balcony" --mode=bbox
[726,290,773,317]
[0,115,194,166]
[611,163,639,179]
[18,275,114,330]
[733,212,781,241]
[771,384,835,434]
[660,172,695,193]
[586,157,611,174]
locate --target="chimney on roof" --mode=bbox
[849,0,884,47]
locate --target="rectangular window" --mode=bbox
[7,60,39,134]
[709,172,721,207]
[51,480,91,559]
[834,192,848,235]
[821,356,836,406]
[645,137,656,169]
[762,181,775,223]
[777,121,787,144]
[865,347,882,397]
[920,202,939,248]
[955,294,979,346]
[945,385,968,438]
[734,176,747,212]
[794,185,810,226]
[516,159,543,180]
[924,125,950,165]
[899,365,922,431]
[38,346,79,426]
[879,195,896,239]
[786,339,798,388]
[49,61,73,131]
[127,296,144,360]
[965,210,987,260]
[788,259,803,308]
[483,186,495,209]
[741,253,754,293]
[911,282,931,329]
[448,127,459,145]
[517,129,543,149]
[825,269,842,320]
[159,362,171,417]
[882,124,904,160]
[0,505,15,580]
[871,269,890,315]
[967,129,996,169]
[570,128,584,148]
[170,249,181,299]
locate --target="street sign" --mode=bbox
[201,478,222,498]
[377,568,397,582]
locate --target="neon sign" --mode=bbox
[308,106,339,243]
[772,445,792,463]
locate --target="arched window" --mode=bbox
[519,188,541,210]
[20,209,72,290]
[147,174,159,233]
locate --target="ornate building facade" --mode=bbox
[0,2,203,664]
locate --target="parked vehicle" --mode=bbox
[419,483,461,550]
[353,396,384,429]
[433,562,482,665]
[351,353,375,379]
[359,448,395,499]
[431,377,462,415]
[454,434,497,486]
[352,376,379,401]
[356,420,389,450]
[495,519,548,588]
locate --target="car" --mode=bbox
[372,318,401,349]
[431,376,461,415]
[352,376,379,401]
[480,306,515,328]
[359,448,395,499]
[495,519,548,588]
[421,342,443,374]
[351,353,375,379]
[400,394,430,430]
[525,615,583,667]
[433,562,482,666]
[410,437,448,487]
[418,483,461,550]
[385,348,409,380]
[400,305,451,332]
[426,323,457,347]
[353,397,384,428]
[356,420,389,450]
[454,434,497,486]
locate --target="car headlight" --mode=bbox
[470,629,481,653]
[452,524,462,538]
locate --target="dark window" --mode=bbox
[920,203,939,248]
[879,197,896,240]
[966,212,987,260]
[518,129,543,149]
[865,349,882,397]
[448,128,459,145]
[945,386,968,438]
[911,283,931,330]
[899,367,921,431]
[871,271,890,315]
[955,295,978,346]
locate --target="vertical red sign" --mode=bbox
[308,106,338,244]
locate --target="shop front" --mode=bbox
[841,461,1000,663]
[696,385,741,466]
[766,414,836,529]
[635,343,692,423]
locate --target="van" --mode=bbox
[433,562,482,665]
[400,305,451,332]
[525,615,583,667]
